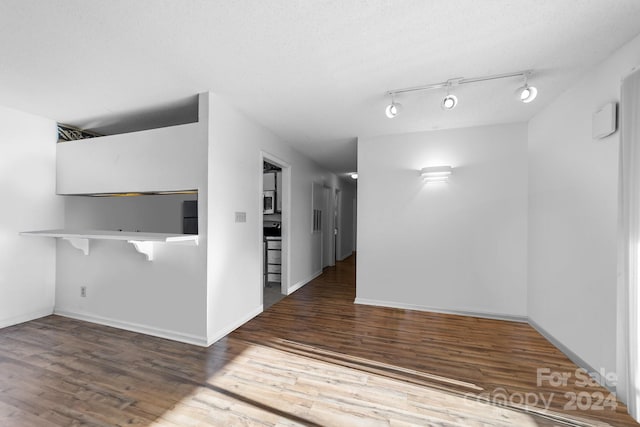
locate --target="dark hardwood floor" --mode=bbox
[0,255,637,426]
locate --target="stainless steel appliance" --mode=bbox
[263,191,275,214]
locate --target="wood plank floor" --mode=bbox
[0,255,637,426]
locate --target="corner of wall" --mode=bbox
[0,105,62,329]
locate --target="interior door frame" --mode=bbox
[260,151,291,297]
[322,185,335,268]
[334,188,342,262]
[617,66,640,420]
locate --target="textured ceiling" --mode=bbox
[1,0,640,173]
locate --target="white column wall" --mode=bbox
[0,106,63,328]
[204,93,351,344]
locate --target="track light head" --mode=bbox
[517,84,538,103]
[385,93,402,118]
[441,94,458,110]
[516,73,537,103]
[385,102,402,118]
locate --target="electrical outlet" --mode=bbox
[80,286,87,298]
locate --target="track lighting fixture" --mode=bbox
[441,94,458,110]
[385,103,400,118]
[385,70,537,117]
[441,83,458,110]
[385,94,402,118]
[518,85,537,103]
[516,73,538,103]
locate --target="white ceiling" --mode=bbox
[2,1,640,174]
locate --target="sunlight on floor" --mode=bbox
[148,338,555,426]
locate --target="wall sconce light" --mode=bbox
[350,173,358,179]
[420,165,452,183]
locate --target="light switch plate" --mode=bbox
[235,212,247,223]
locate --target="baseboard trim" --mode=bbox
[54,309,209,347]
[528,318,616,393]
[287,270,322,295]
[0,307,54,329]
[353,298,528,323]
[207,305,263,346]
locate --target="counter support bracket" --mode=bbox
[62,237,89,255]
[128,240,154,261]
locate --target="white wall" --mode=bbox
[56,122,202,194]
[204,93,351,344]
[54,100,209,345]
[0,106,63,328]
[528,33,640,378]
[356,123,528,319]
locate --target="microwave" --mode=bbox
[263,191,275,214]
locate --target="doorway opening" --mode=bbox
[261,153,290,310]
[322,185,341,269]
[334,188,341,264]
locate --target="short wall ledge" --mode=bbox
[20,229,198,261]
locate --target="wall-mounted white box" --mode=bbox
[592,102,617,139]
